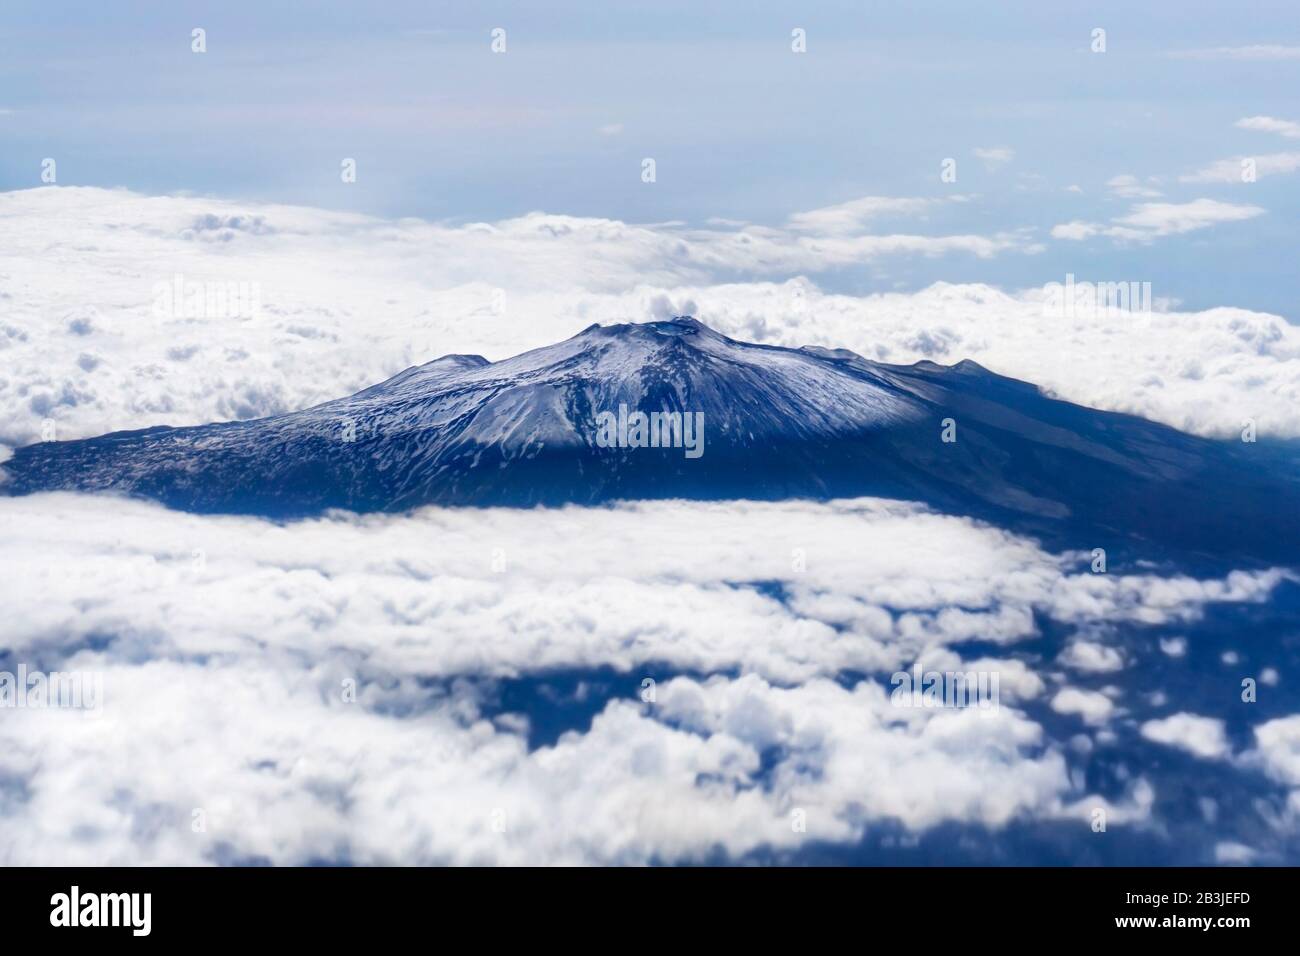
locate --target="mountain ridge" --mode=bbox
[5,317,1298,563]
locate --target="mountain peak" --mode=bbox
[5,320,1298,561]
[576,315,719,342]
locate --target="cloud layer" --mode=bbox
[2,187,1298,449]
[0,492,1294,864]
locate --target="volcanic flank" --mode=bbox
[5,317,1298,561]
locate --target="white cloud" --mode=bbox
[1051,688,1116,726]
[0,483,1285,863]
[1247,715,1300,786]
[1181,152,1300,183]
[690,282,1300,440]
[0,662,1096,865]
[1053,199,1265,243]
[1,187,1298,449]
[1049,220,1099,240]
[1140,713,1231,759]
[1160,637,1188,657]
[0,493,1282,684]
[1235,116,1300,139]
[1214,841,1258,864]
[9,491,1252,864]
[786,196,950,235]
[1105,174,1162,199]
[0,187,1021,443]
[1059,640,1124,673]
[973,146,1014,170]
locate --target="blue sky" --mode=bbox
[2,0,1298,313]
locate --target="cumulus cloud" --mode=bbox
[0,193,1289,452]
[1215,841,1258,864]
[1059,639,1125,673]
[667,281,1300,440]
[785,195,954,235]
[1049,221,1100,241]
[1180,152,1300,183]
[1160,637,1189,657]
[1051,688,1116,726]
[1,493,1284,683]
[1,491,1286,863]
[1052,199,1265,242]
[1105,174,1163,199]
[1248,716,1300,786]
[1141,713,1231,759]
[1235,116,1300,139]
[0,186,1032,446]
[1,187,1297,452]
[0,664,1089,865]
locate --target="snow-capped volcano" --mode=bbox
[5,317,1298,561]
